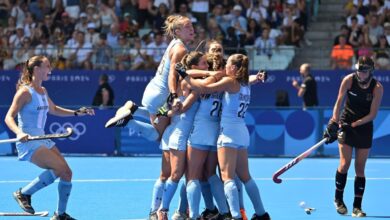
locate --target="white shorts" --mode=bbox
[141,78,169,115]
[188,119,219,152]
[16,139,56,161]
[217,123,249,149]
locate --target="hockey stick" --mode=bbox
[0,127,73,144]
[272,138,327,184]
[0,211,49,216]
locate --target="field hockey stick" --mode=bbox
[272,138,327,184]
[0,127,73,144]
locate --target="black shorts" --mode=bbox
[337,122,373,149]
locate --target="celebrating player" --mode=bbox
[176,54,270,220]
[323,56,383,217]
[4,55,95,220]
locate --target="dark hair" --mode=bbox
[181,51,205,69]
[17,55,47,89]
[207,53,225,71]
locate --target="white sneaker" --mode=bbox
[171,210,188,220]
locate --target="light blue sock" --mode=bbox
[209,175,229,214]
[150,179,165,212]
[133,106,150,120]
[187,180,201,218]
[126,120,159,141]
[177,182,188,214]
[56,180,72,215]
[234,175,245,209]
[244,179,265,215]
[161,178,178,210]
[224,179,241,218]
[22,170,57,195]
[200,181,215,210]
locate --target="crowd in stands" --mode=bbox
[331,0,390,70]
[0,0,318,71]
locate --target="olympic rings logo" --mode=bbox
[49,122,87,141]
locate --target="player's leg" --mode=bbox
[236,149,269,219]
[149,150,171,218]
[334,143,353,215]
[218,147,241,219]
[186,146,208,219]
[352,148,370,217]
[172,181,189,220]
[159,149,186,216]
[31,146,75,219]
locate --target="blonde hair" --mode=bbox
[230,54,249,85]
[17,55,47,90]
[163,15,190,38]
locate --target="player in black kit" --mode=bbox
[323,56,383,217]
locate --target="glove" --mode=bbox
[323,120,338,144]
[175,63,188,78]
[156,105,169,117]
[166,92,178,107]
[74,107,93,116]
[260,70,268,82]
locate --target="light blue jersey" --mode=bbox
[188,93,223,151]
[217,84,250,149]
[16,86,55,161]
[160,96,200,151]
[142,38,185,114]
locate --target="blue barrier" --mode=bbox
[1,70,389,107]
[1,107,389,156]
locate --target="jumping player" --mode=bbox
[176,54,270,220]
[4,55,95,220]
[323,56,383,217]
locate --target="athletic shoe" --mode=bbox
[240,209,248,220]
[217,213,232,220]
[352,207,366,217]
[157,209,168,220]
[105,108,132,128]
[250,212,271,220]
[200,207,219,220]
[334,199,348,215]
[172,210,188,220]
[148,211,158,220]
[13,188,34,214]
[50,212,76,220]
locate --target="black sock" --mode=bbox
[335,170,348,201]
[130,104,138,114]
[353,176,366,208]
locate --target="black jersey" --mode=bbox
[341,74,376,123]
[301,74,318,107]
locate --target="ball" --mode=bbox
[299,201,306,208]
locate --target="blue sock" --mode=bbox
[56,180,72,215]
[22,170,57,195]
[177,182,188,214]
[224,180,241,218]
[209,175,229,214]
[244,179,265,215]
[126,120,159,141]
[133,106,150,120]
[150,179,165,212]
[235,175,245,209]
[200,181,215,210]
[187,180,201,218]
[161,178,178,210]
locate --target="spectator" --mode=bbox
[374,35,390,69]
[384,22,390,44]
[99,0,119,34]
[347,5,365,27]
[254,28,276,57]
[331,35,355,69]
[119,12,139,39]
[63,0,81,22]
[59,12,75,41]
[85,3,101,30]
[334,24,351,46]
[129,37,148,70]
[9,24,25,49]
[93,33,113,70]
[74,12,89,33]
[146,32,167,69]
[50,0,65,26]
[85,22,99,45]
[52,35,67,70]
[246,0,268,24]
[367,14,383,44]
[223,26,240,55]
[291,63,319,109]
[13,37,34,68]
[28,0,50,22]
[66,31,93,69]
[10,0,26,27]
[244,18,261,45]
[348,16,362,47]
[191,0,209,28]
[206,17,225,43]
[113,34,131,70]
[34,35,55,60]
[230,5,248,46]
[150,3,170,33]
[106,23,120,49]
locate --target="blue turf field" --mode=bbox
[0,157,389,219]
